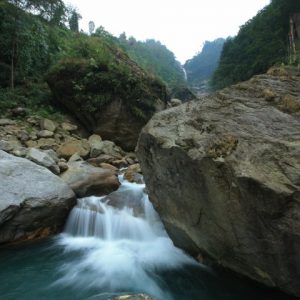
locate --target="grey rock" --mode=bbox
[0,139,21,152]
[37,130,54,138]
[12,147,28,157]
[169,98,183,107]
[93,140,125,158]
[137,67,300,297]
[43,149,59,163]
[58,161,69,172]
[0,150,75,244]
[68,153,83,163]
[26,148,60,174]
[37,138,57,150]
[0,119,15,126]
[40,118,57,132]
[88,134,103,158]
[61,122,78,132]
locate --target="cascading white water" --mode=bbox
[55,176,198,300]
[182,67,188,81]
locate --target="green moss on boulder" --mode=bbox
[47,35,167,150]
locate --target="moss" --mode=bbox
[47,35,167,121]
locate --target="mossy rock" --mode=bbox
[47,36,167,150]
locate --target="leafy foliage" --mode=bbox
[184,38,225,86]
[119,38,186,88]
[47,34,167,120]
[92,28,186,88]
[211,0,300,90]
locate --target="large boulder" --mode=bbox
[137,67,300,297]
[47,37,167,151]
[0,150,75,244]
[60,161,120,197]
[57,139,90,159]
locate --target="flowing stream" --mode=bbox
[0,176,295,300]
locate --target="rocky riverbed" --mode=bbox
[0,114,143,245]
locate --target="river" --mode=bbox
[0,176,295,300]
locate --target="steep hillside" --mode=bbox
[184,38,225,89]
[211,0,300,90]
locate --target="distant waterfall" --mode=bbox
[182,67,188,81]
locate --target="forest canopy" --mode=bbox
[211,0,300,90]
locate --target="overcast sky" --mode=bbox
[66,0,270,64]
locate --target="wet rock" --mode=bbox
[60,161,120,197]
[0,150,75,244]
[111,158,128,168]
[124,164,143,184]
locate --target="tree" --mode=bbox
[7,0,67,26]
[211,0,300,90]
[0,1,52,88]
[69,8,81,32]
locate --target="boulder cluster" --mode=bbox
[0,115,142,245]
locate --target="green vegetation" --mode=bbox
[184,38,225,87]
[211,0,300,90]
[47,34,167,120]
[92,29,186,89]
[118,37,186,88]
[0,0,168,121]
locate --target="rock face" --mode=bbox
[137,67,300,297]
[0,151,75,244]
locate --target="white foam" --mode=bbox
[55,177,197,299]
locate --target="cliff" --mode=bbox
[137,66,300,297]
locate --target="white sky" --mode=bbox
[66,0,270,64]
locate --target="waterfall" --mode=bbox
[182,67,187,81]
[55,175,197,300]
